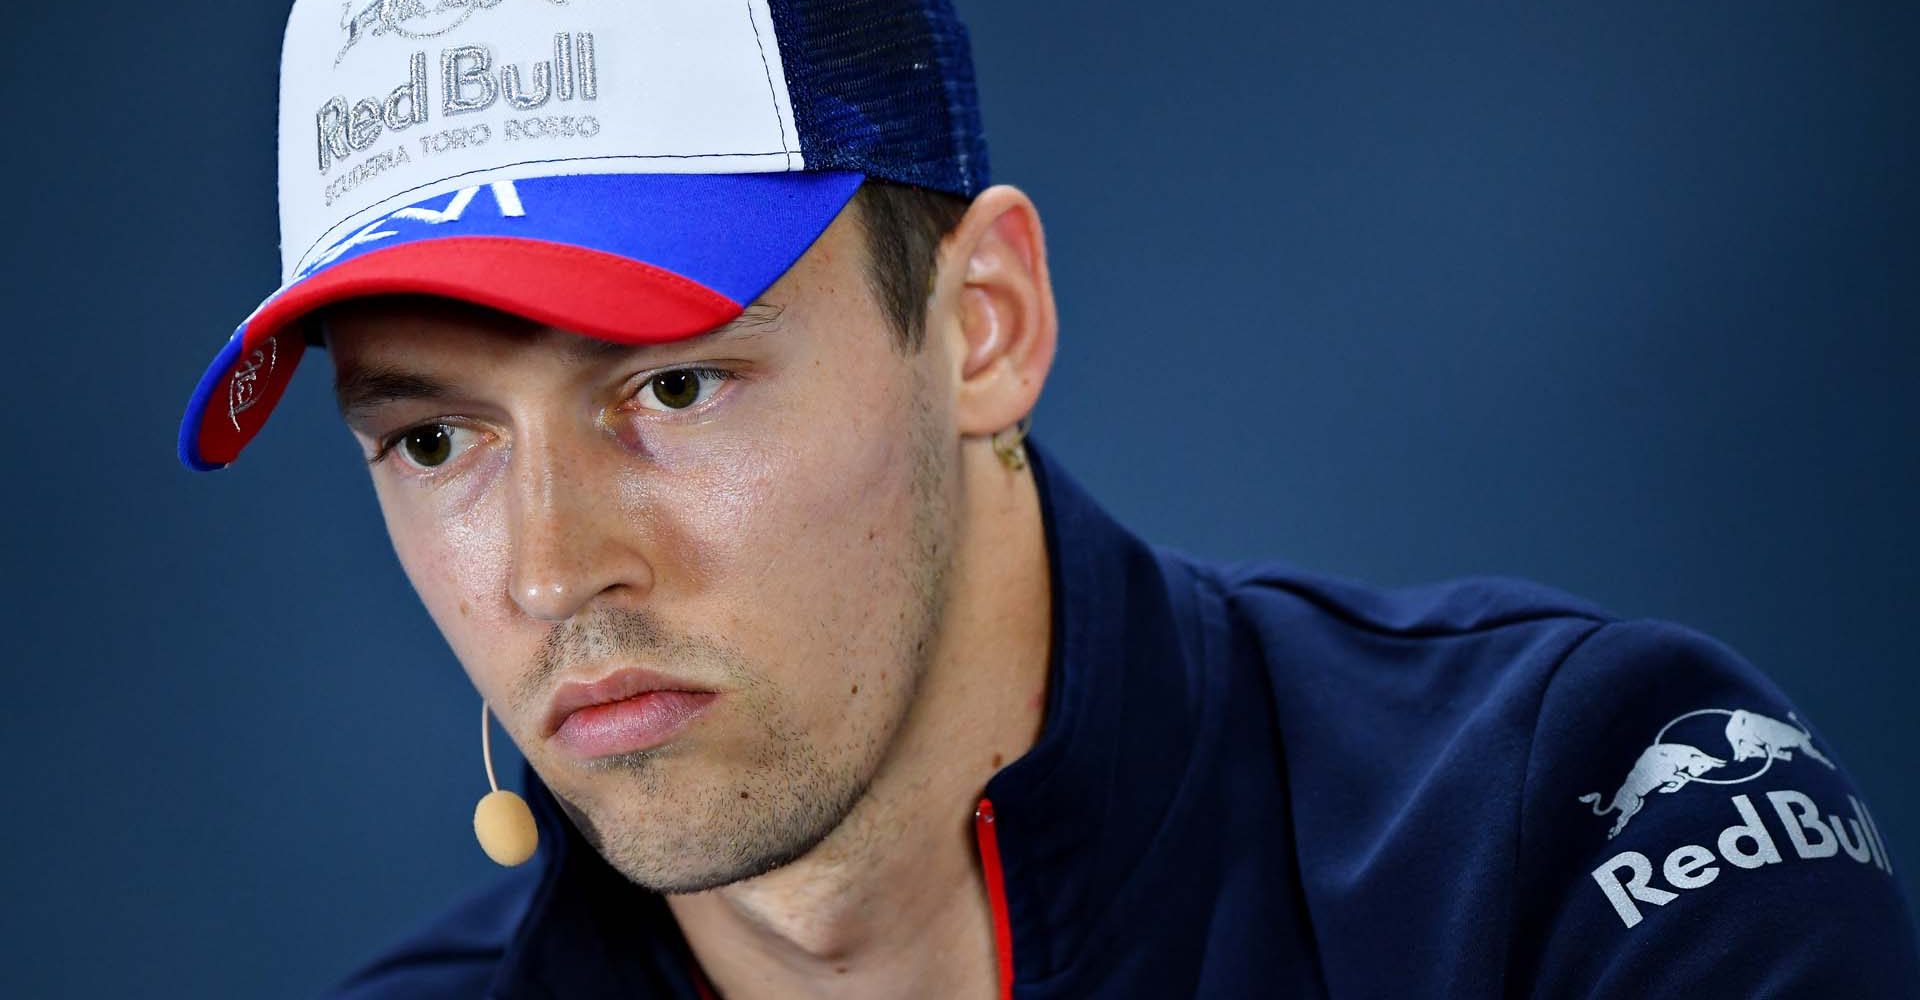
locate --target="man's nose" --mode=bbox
[505,428,654,622]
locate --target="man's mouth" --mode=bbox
[543,668,717,759]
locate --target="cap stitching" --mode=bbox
[743,0,794,169]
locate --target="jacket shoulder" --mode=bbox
[1174,554,1920,993]
[1515,618,1920,995]
[325,866,541,999]
[1210,557,1613,636]
[1196,556,1616,732]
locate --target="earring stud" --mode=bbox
[992,415,1032,471]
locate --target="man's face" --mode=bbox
[325,208,959,892]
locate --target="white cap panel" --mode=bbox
[277,0,802,281]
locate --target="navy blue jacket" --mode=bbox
[335,444,1920,998]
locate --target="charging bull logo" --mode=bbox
[1724,709,1834,769]
[1578,708,1833,839]
[1579,744,1727,840]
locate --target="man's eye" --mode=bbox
[637,367,731,412]
[379,424,477,471]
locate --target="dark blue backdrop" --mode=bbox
[3,2,1914,995]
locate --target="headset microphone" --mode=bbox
[474,701,539,866]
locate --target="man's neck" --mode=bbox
[667,448,1053,999]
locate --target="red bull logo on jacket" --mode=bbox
[1592,789,1893,928]
[1580,707,1894,929]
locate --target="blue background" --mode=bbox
[3,2,1914,995]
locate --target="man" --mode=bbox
[179,1,1919,996]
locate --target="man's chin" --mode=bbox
[552,782,859,896]
[639,837,827,895]
[597,816,847,896]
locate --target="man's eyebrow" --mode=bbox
[334,367,452,424]
[332,303,786,423]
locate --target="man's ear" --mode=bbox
[928,185,1058,439]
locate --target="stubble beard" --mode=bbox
[545,392,957,895]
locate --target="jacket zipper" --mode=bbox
[975,797,1016,1000]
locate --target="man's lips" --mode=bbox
[542,667,713,739]
[542,668,718,759]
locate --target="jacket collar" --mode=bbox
[984,439,1208,984]
[498,440,1205,993]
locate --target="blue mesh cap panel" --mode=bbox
[764,0,990,196]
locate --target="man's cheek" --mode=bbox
[386,506,519,682]
[607,438,866,623]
